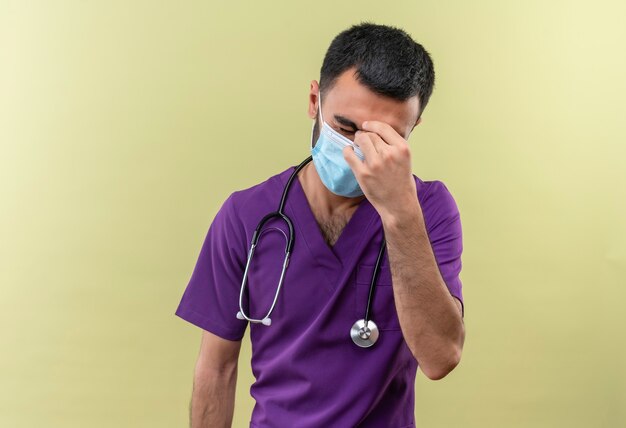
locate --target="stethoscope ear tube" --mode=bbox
[235,157,310,325]
[237,215,293,325]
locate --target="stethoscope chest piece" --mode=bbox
[350,319,379,348]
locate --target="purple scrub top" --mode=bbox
[175,163,464,427]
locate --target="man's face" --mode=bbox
[310,67,422,149]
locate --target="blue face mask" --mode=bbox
[310,94,366,198]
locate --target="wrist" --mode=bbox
[380,194,422,231]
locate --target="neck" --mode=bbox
[298,162,366,217]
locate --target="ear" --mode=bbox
[407,116,422,138]
[308,80,320,120]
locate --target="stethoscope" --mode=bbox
[236,155,387,348]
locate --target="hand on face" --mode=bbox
[342,120,418,219]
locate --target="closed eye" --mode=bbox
[339,128,355,134]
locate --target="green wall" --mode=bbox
[1,1,624,426]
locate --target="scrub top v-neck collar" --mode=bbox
[279,165,380,294]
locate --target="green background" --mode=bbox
[1,1,625,426]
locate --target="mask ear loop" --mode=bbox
[311,92,324,150]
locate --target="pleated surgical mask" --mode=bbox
[310,94,365,198]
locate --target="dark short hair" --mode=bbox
[319,22,435,119]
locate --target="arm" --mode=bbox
[190,330,242,428]
[381,198,465,381]
[343,120,465,381]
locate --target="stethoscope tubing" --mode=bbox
[236,155,386,347]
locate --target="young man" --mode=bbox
[175,22,465,428]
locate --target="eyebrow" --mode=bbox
[333,115,360,131]
[334,114,406,139]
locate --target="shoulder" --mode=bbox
[225,164,295,225]
[413,175,461,229]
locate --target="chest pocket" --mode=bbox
[355,263,401,331]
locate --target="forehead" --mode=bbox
[324,68,420,137]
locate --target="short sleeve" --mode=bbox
[174,192,249,340]
[423,181,465,318]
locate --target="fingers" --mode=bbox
[361,121,405,146]
[354,130,387,164]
